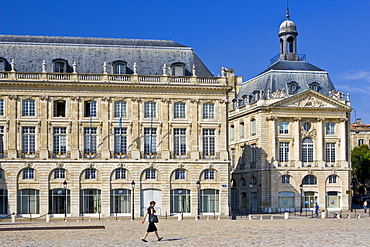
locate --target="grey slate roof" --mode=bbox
[237,60,336,99]
[0,35,213,76]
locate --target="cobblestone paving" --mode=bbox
[0,216,369,246]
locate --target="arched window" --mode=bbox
[302,175,317,185]
[302,138,314,164]
[287,36,295,53]
[112,61,127,74]
[308,82,320,92]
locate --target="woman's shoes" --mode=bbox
[142,239,148,242]
[158,237,163,241]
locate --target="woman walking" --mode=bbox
[141,201,163,242]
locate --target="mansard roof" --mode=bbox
[0,35,213,76]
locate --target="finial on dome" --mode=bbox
[286,0,290,19]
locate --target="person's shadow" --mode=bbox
[161,238,185,242]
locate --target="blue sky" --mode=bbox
[2,0,370,123]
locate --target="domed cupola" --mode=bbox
[278,8,299,61]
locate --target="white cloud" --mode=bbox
[336,84,370,94]
[340,70,370,81]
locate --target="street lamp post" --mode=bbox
[131,180,135,221]
[196,181,200,220]
[63,180,67,219]
[300,184,303,215]
[249,182,253,214]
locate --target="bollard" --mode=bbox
[46,214,51,222]
[206,216,209,220]
[11,213,16,223]
[231,211,236,220]
[218,216,220,220]
[248,215,252,220]
[284,211,289,220]
[195,216,199,221]
[348,214,351,219]
[178,213,183,221]
[358,214,361,218]
[271,215,273,220]
[260,215,263,220]
[321,211,326,219]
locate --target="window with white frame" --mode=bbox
[240,122,245,139]
[175,169,186,180]
[23,168,34,179]
[0,126,3,157]
[302,138,313,163]
[84,127,97,155]
[174,128,186,156]
[144,102,156,118]
[22,127,36,155]
[114,101,127,118]
[230,125,235,142]
[113,62,126,74]
[115,168,126,179]
[144,128,157,155]
[53,127,67,156]
[174,102,186,119]
[279,142,289,165]
[282,175,290,184]
[53,100,66,117]
[251,118,256,136]
[85,168,96,179]
[84,101,96,117]
[358,139,364,146]
[325,142,336,163]
[202,103,215,119]
[328,175,337,184]
[53,60,67,73]
[203,129,215,156]
[54,168,65,179]
[326,122,335,135]
[22,100,35,116]
[0,99,4,115]
[114,127,127,156]
[146,169,156,179]
[172,64,185,76]
[279,121,289,134]
[302,175,317,185]
[204,169,215,180]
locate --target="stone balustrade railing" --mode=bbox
[0,71,227,85]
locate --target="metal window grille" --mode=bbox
[22,127,36,154]
[114,101,127,118]
[174,102,186,119]
[22,100,35,116]
[174,128,186,155]
[202,103,214,119]
[202,129,215,156]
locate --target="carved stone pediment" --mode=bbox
[292,95,329,107]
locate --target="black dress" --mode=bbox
[146,206,157,232]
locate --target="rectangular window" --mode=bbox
[23,168,34,179]
[114,101,127,118]
[54,168,65,179]
[329,175,337,184]
[84,127,97,155]
[0,126,4,157]
[326,122,335,135]
[326,142,336,163]
[115,168,126,179]
[0,169,2,179]
[174,128,186,156]
[282,175,290,184]
[85,168,96,179]
[203,129,215,156]
[175,169,186,180]
[279,142,290,165]
[279,121,289,134]
[22,100,35,116]
[203,103,215,119]
[251,144,256,168]
[251,119,256,136]
[0,99,4,115]
[144,102,156,118]
[22,127,36,154]
[53,100,66,117]
[146,169,156,179]
[84,101,96,117]
[144,128,157,155]
[114,128,127,156]
[53,127,67,156]
[54,61,65,73]
[230,125,235,142]
[240,122,245,139]
[358,139,364,146]
[174,102,186,119]
[204,169,215,180]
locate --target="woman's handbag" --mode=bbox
[150,214,159,223]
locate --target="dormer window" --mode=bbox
[308,82,320,92]
[113,61,127,74]
[171,63,185,76]
[53,59,68,73]
[287,81,299,94]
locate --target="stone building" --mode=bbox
[351,118,370,148]
[0,35,235,218]
[229,12,352,214]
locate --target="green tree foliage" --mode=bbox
[351,144,370,184]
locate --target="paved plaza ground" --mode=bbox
[0,215,369,246]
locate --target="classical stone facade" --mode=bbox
[0,36,235,218]
[229,13,352,214]
[351,118,370,148]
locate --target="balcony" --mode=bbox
[80,151,101,159]
[110,151,132,159]
[49,152,71,159]
[18,151,39,159]
[200,152,220,160]
[141,152,161,159]
[1,71,227,86]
